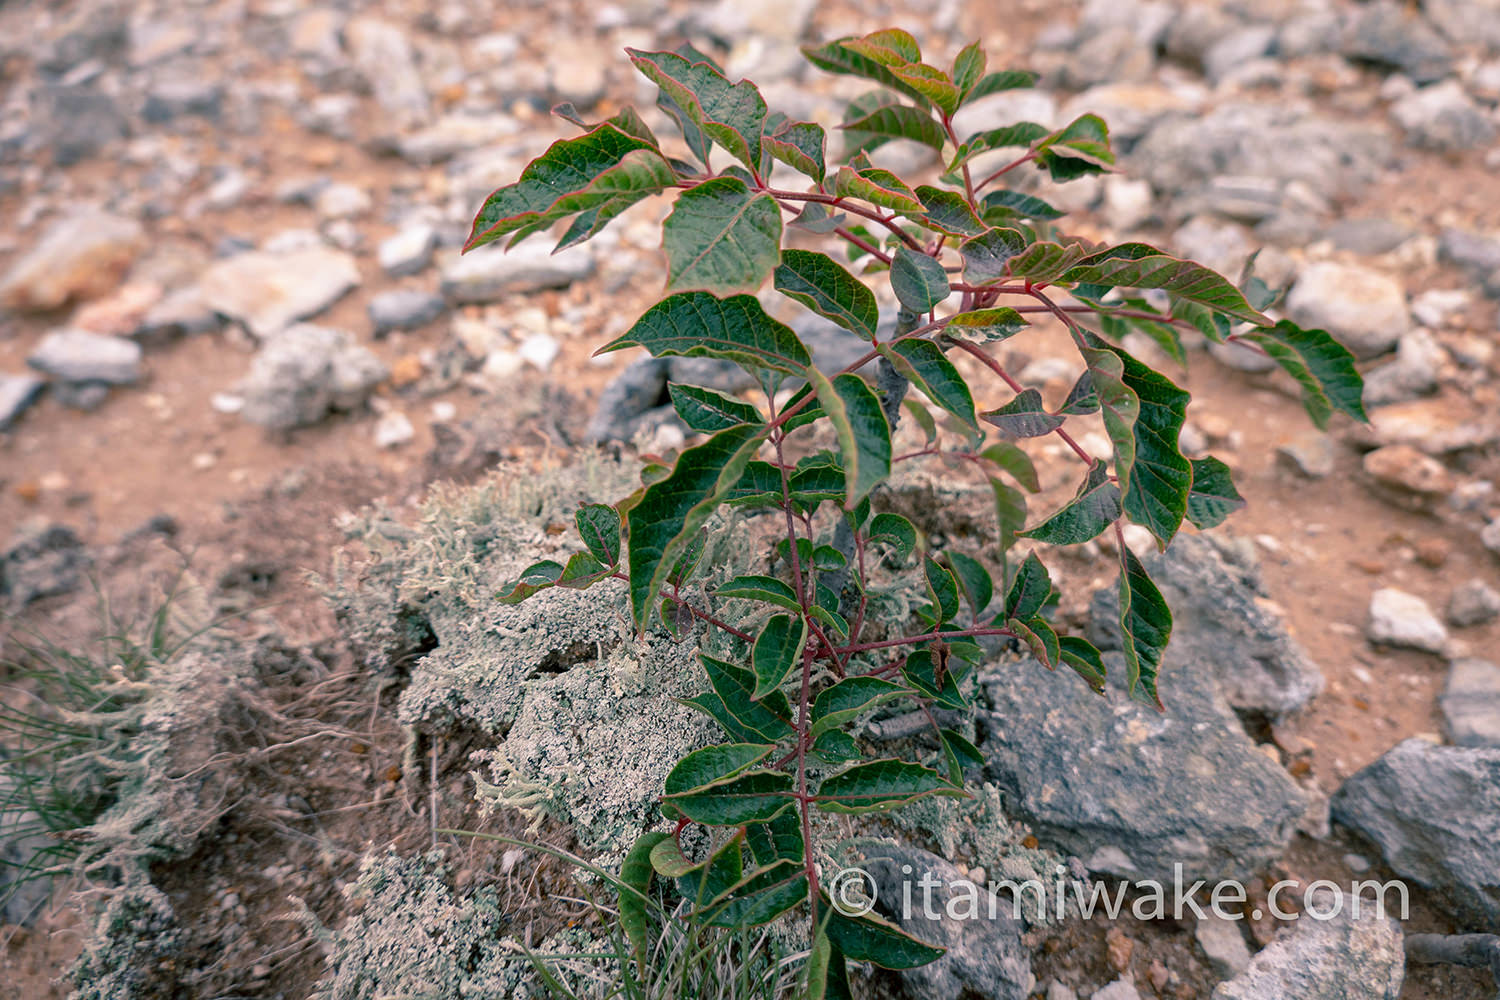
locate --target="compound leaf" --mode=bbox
[575,504,622,566]
[629,48,767,168]
[815,759,960,814]
[879,338,977,430]
[1062,244,1271,327]
[840,104,946,151]
[982,387,1063,438]
[1185,456,1246,529]
[1119,547,1171,709]
[602,291,811,374]
[890,246,951,313]
[944,307,1028,343]
[831,166,925,213]
[960,227,1029,282]
[1244,320,1367,429]
[807,369,891,509]
[1022,460,1122,545]
[752,613,808,699]
[669,383,763,432]
[775,249,879,341]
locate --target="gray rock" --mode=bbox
[1277,9,1342,59]
[38,14,128,76]
[1171,216,1253,277]
[52,381,111,411]
[299,94,359,140]
[1441,659,1500,747]
[0,794,53,925]
[1391,81,1497,152]
[440,241,595,304]
[1208,339,1278,373]
[1448,580,1500,628]
[142,75,223,123]
[1285,262,1409,360]
[137,286,220,340]
[1196,912,1252,978]
[344,17,430,127]
[1132,105,1391,224]
[1088,533,1324,719]
[200,246,360,339]
[586,357,670,443]
[1090,982,1141,1000]
[1360,330,1442,407]
[0,212,143,313]
[1,521,89,610]
[861,844,1034,1000]
[27,329,142,385]
[1204,175,1282,224]
[396,113,521,165]
[1366,588,1447,653]
[1046,983,1078,1000]
[1485,518,1500,555]
[1203,26,1277,84]
[33,84,126,165]
[1277,431,1339,478]
[0,373,45,430]
[1342,1,1454,84]
[235,324,387,430]
[368,290,445,335]
[1059,27,1156,89]
[1323,218,1414,256]
[314,182,372,220]
[1437,227,1500,274]
[1163,4,1242,67]
[1211,888,1403,999]
[1425,0,1500,53]
[979,648,1307,884]
[1331,739,1500,928]
[378,224,438,277]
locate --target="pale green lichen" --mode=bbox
[69,881,184,1000]
[311,849,612,1000]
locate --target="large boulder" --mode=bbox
[1331,739,1500,929]
[979,651,1307,884]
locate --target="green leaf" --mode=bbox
[1022,460,1121,545]
[824,902,946,969]
[765,119,827,183]
[887,63,961,116]
[938,728,985,784]
[803,35,938,110]
[868,512,917,559]
[627,424,767,630]
[1059,371,1099,415]
[807,369,891,509]
[575,504,622,566]
[1079,340,1140,494]
[662,178,782,295]
[1004,551,1051,620]
[1034,114,1115,180]
[1119,547,1171,709]
[879,338,976,430]
[665,769,795,825]
[952,41,987,98]
[979,441,1040,492]
[1244,320,1368,430]
[924,556,962,624]
[816,759,959,814]
[1009,614,1060,668]
[839,104,946,151]
[667,383,763,433]
[1185,456,1246,530]
[745,810,804,866]
[890,246,950,313]
[901,648,968,710]
[912,186,986,237]
[697,654,796,743]
[1058,634,1107,692]
[960,227,1029,282]
[812,729,862,763]
[812,676,906,736]
[966,69,1040,101]
[716,574,800,611]
[1005,240,1092,282]
[989,477,1027,553]
[949,122,1050,170]
[1085,337,1191,545]
[944,307,1028,343]
[944,552,994,617]
[807,930,835,1000]
[704,859,808,927]
[1094,296,1187,368]
[752,613,808,699]
[905,397,938,442]
[979,189,1066,223]
[775,249,879,341]
[665,743,777,796]
[602,291,811,374]
[678,836,745,905]
[628,49,767,168]
[497,559,564,603]
[556,551,613,589]
[620,832,666,971]
[1062,244,1271,327]
[809,604,850,640]
[465,125,670,251]
[982,388,1063,438]
[831,166,925,213]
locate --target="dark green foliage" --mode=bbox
[467,27,1368,995]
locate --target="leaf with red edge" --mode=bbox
[831,166,925,213]
[629,48,768,169]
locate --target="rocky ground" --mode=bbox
[2,0,1500,997]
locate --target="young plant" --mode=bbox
[465,29,1367,994]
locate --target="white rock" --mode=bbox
[378,223,438,277]
[200,247,360,339]
[1196,912,1253,978]
[27,329,142,384]
[1409,288,1469,328]
[314,182,372,219]
[1367,588,1448,653]
[344,17,429,126]
[374,409,415,448]
[1103,176,1155,231]
[1286,262,1410,359]
[440,241,595,303]
[1092,980,1142,1000]
[0,212,143,312]
[0,372,45,430]
[1482,518,1500,556]
[518,333,560,371]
